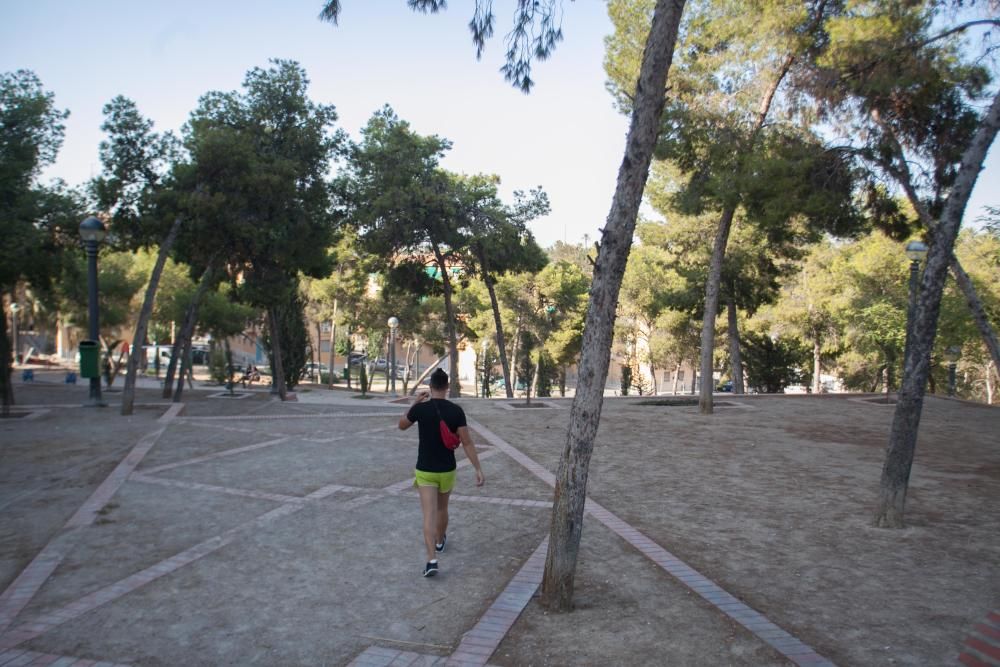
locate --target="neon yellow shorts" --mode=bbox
[413,469,457,494]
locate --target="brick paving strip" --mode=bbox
[959,610,1000,666]
[0,647,132,666]
[463,417,836,667]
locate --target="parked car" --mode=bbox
[716,381,733,392]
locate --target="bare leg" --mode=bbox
[418,485,439,562]
[436,491,450,545]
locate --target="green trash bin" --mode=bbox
[342,367,349,380]
[79,340,100,378]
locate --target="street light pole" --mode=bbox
[387,316,399,397]
[80,217,107,407]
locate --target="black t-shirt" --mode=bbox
[406,398,467,473]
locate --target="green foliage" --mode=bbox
[92,96,178,247]
[262,291,310,390]
[742,331,808,394]
[208,344,229,384]
[318,1,568,92]
[54,250,144,336]
[0,70,79,298]
[181,59,341,308]
[620,364,632,396]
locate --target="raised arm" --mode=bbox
[399,389,430,430]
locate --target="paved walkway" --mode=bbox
[1,380,996,665]
[0,383,837,667]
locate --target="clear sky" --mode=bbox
[1,1,995,249]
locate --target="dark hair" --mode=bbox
[429,368,449,390]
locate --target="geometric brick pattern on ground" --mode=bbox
[4,398,838,665]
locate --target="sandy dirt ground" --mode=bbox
[0,377,997,666]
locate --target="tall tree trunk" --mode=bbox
[541,0,686,613]
[326,300,338,389]
[986,362,995,404]
[168,264,214,402]
[672,363,680,395]
[951,259,1000,372]
[162,342,180,399]
[698,54,795,414]
[345,324,352,390]
[314,321,321,383]
[434,247,460,397]
[267,307,288,401]
[509,319,522,393]
[123,217,182,413]
[874,89,1000,528]
[172,331,194,402]
[690,360,697,394]
[224,339,234,388]
[485,275,515,398]
[872,110,1000,377]
[726,297,745,394]
[530,352,542,404]
[698,207,735,412]
[1,299,13,416]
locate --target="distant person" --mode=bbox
[398,368,485,577]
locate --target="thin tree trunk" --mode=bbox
[529,353,542,404]
[874,88,1000,528]
[699,55,795,414]
[162,342,180,399]
[951,259,1000,372]
[698,207,735,412]
[172,334,193,402]
[314,321,321,383]
[485,275,515,398]
[672,363,680,395]
[726,297,745,394]
[434,247,460,397]
[121,217,183,415]
[873,110,1000,377]
[345,324,352,390]
[267,307,288,401]
[987,361,995,404]
[224,339,234,389]
[326,300,338,389]
[812,335,822,394]
[509,319,522,393]
[169,264,214,402]
[541,0,685,613]
[690,361,697,394]
[1,299,13,415]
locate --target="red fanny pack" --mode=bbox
[434,401,461,450]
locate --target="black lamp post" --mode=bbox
[80,216,107,407]
[944,345,961,397]
[903,240,928,370]
[387,316,399,397]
